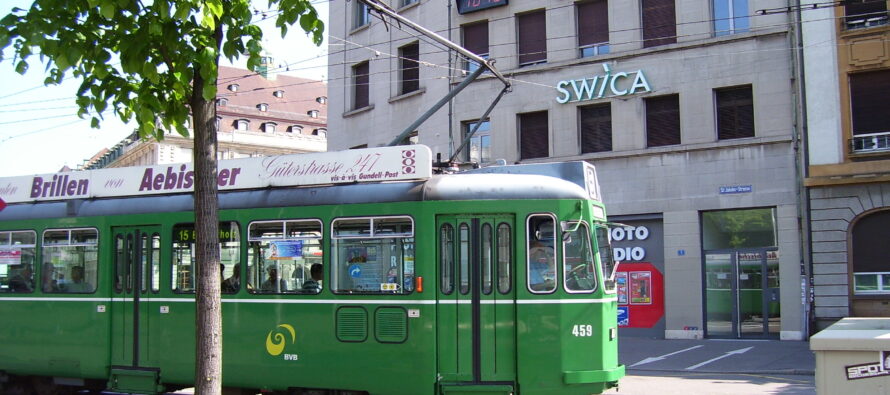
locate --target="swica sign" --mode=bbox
[556,63,652,104]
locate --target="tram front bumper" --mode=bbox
[562,364,625,384]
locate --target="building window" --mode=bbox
[289,125,303,134]
[227,84,239,92]
[579,103,612,153]
[235,119,250,131]
[464,119,491,163]
[462,21,489,72]
[401,0,418,7]
[399,42,420,94]
[850,70,890,153]
[263,122,277,133]
[313,128,327,137]
[852,211,890,294]
[273,90,285,98]
[353,61,370,110]
[713,0,749,36]
[217,98,228,106]
[307,110,319,118]
[646,94,681,147]
[257,103,269,112]
[517,10,547,66]
[642,0,676,48]
[716,85,754,140]
[519,111,549,159]
[353,1,370,29]
[845,0,888,30]
[316,96,327,104]
[577,0,610,57]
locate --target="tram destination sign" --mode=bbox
[0,145,432,203]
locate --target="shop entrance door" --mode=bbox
[704,249,780,338]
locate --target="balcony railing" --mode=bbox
[850,131,890,154]
[845,12,889,30]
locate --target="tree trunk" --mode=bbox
[192,27,223,395]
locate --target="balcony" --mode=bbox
[845,9,889,30]
[850,131,890,154]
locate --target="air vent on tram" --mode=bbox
[375,307,408,343]
[336,307,368,342]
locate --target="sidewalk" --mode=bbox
[619,337,815,376]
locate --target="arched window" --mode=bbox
[263,122,277,133]
[312,128,327,137]
[234,119,250,131]
[852,210,890,295]
[227,84,239,92]
[289,125,303,134]
[273,90,285,98]
[307,110,319,118]
[257,103,269,112]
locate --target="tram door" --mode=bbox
[437,215,516,387]
[110,226,162,369]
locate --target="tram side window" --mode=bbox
[332,217,415,294]
[247,220,323,294]
[563,222,597,292]
[172,222,240,293]
[595,225,618,292]
[440,224,454,294]
[0,231,37,293]
[497,223,512,294]
[527,214,557,293]
[42,229,98,293]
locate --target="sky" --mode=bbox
[0,0,329,177]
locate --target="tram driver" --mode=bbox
[528,239,555,292]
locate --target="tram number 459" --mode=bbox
[572,325,594,337]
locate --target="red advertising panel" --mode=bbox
[616,262,664,328]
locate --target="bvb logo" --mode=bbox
[265,324,296,356]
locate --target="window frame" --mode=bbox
[41,227,99,294]
[715,85,755,140]
[645,94,681,147]
[353,1,370,29]
[331,216,415,295]
[399,41,420,95]
[577,0,610,58]
[0,230,38,294]
[526,213,558,294]
[353,61,371,110]
[463,119,491,163]
[641,0,677,48]
[171,222,241,294]
[462,20,490,72]
[563,221,599,294]
[517,9,548,66]
[247,219,324,295]
[713,0,750,36]
[518,110,550,160]
[579,102,613,153]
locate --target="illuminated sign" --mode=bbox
[556,64,652,104]
[456,0,508,14]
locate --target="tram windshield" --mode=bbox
[563,222,597,292]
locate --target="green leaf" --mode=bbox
[14,60,28,74]
[91,117,100,128]
[206,0,223,18]
[100,3,115,19]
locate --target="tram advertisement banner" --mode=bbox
[267,241,303,259]
[0,145,433,203]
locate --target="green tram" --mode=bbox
[0,146,623,395]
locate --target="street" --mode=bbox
[604,372,815,395]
